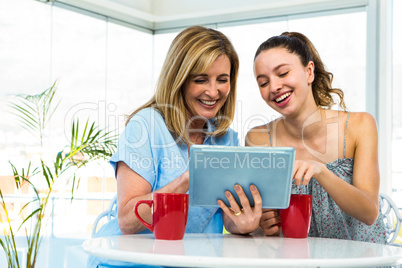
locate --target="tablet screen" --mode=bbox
[189,145,295,209]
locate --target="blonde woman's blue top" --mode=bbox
[109,107,239,235]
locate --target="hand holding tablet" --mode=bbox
[189,145,295,209]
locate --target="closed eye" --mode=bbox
[279,71,289,77]
[218,74,230,83]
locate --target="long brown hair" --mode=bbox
[254,31,346,109]
[126,26,239,145]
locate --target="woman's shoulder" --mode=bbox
[247,124,269,135]
[123,107,169,139]
[127,107,165,125]
[346,111,377,132]
[325,110,376,128]
[247,118,282,134]
[348,111,376,122]
[335,111,377,157]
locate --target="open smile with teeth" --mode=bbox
[275,92,291,103]
[199,99,218,106]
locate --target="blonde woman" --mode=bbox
[89,25,263,268]
[96,26,262,241]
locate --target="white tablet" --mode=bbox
[189,145,295,209]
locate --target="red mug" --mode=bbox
[134,193,189,240]
[279,194,313,238]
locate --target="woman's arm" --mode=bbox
[116,161,189,234]
[294,113,380,225]
[320,112,380,224]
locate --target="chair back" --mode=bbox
[379,193,402,246]
[91,195,118,237]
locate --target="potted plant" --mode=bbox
[0,81,117,268]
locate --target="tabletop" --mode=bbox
[82,232,402,267]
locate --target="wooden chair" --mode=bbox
[379,193,402,246]
[91,195,118,237]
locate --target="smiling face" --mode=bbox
[254,47,315,117]
[184,54,231,124]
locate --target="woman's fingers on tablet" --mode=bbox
[234,184,263,219]
[220,186,248,216]
[217,199,233,217]
[249,185,262,213]
[218,185,264,234]
[234,184,247,208]
[225,188,242,214]
[216,190,241,218]
[231,184,262,213]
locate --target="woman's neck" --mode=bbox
[188,119,207,144]
[282,107,324,140]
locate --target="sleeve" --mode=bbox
[109,110,158,187]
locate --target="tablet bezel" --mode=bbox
[189,145,295,209]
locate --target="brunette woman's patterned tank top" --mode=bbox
[267,113,387,244]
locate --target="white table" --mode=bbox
[82,233,402,267]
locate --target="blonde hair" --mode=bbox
[126,26,239,145]
[254,31,346,109]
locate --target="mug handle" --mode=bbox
[134,200,153,232]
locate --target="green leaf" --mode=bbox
[18,208,41,232]
[80,119,89,148]
[19,199,40,216]
[74,119,79,150]
[10,101,38,122]
[9,162,22,189]
[19,173,40,200]
[40,160,52,188]
[0,190,20,268]
[54,151,64,176]
[70,119,76,153]
[9,110,38,133]
[71,173,76,202]
[8,80,60,146]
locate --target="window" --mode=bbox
[0,0,51,172]
[392,0,402,206]
[219,10,367,143]
[0,0,153,238]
